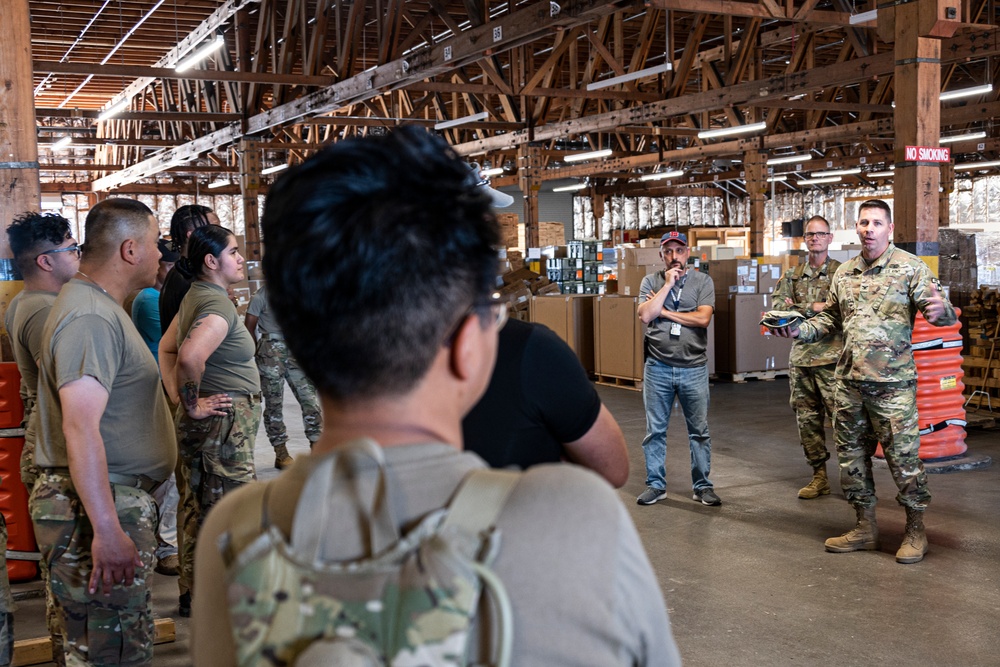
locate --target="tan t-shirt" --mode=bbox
[35,279,177,480]
[193,443,681,667]
[5,289,57,413]
[176,281,259,395]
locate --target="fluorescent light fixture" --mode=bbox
[940,84,993,102]
[261,163,289,175]
[52,136,73,150]
[207,179,229,189]
[766,175,788,182]
[586,63,673,91]
[766,153,811,166]
[867,170,895,178]
[811,167,861,178]
[955,160,1000,171]
[797,176,843,185]
[552,183,588,192]
[97,99,130,122]
[939,131,987,144]
[849,9,878,24]
[175,34,226,73]
[639,169,685,182]
[697,121,768,140]
[481,167,505,177]
[564,149,613,163]
[434,111,489,130]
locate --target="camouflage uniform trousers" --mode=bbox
[175,396,260,599]
[833,379,930,511]
[256,337,322,447]
[21,397,40,488]
[788,363,838,470]
[29,472,158,667]
[0,509,15,667]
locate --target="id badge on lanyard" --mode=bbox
[668,272,687,338]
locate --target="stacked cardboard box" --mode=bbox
[531,294,596,373]
[617,246,662,297]
[713,293,793,375]
[594,295,647,382]
[497,213,520,249]
[516,222,566,250]
[707,258,758,295]
[499,267,560,321]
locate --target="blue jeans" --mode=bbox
[641,358,713,492]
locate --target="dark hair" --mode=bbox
[858,199,892,223]
[169,204,214,252]
[6,212,72,275]
[262,125,500,402]
[187,224,235,278]
[84,199,155,260]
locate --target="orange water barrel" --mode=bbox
[0,362,23,429]
[0,363,37,581]
[0,431,38,581]
[912,310,967,459]
[877,311,967,461]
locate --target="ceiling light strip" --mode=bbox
[586,63,673,91]
[697,121,768,140]
[434,111,489,130]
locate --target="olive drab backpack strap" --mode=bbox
[219,482,271,567]
[290,437,400,562]
[442,468,522,667]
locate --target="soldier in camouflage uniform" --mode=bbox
[245,284,322,469]
[778,199,956,565]
[772,216,843,499]
[159,224,261,617]
[4,211,81,665]
[30,199,177,665]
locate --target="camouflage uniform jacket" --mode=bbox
[797,244,956,382]
[772,258,843,367]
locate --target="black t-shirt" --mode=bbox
[462,319,602,469]
[158,258,196,336]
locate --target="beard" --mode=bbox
[669,260,685,270]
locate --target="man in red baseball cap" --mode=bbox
[635,230,721,507]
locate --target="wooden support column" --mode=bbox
[0,0,41,358]
[517,144,542,248]
[939,160,954,228]
[882,0,960,260]
[742,140,766,257]
[239,139,262,261]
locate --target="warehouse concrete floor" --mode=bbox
[11,379,1000,666]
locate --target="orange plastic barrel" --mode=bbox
[0,362,38,581]
[877,311,967,461]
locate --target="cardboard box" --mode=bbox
[707,258,758,294]
[594,295,647,380]
[619,265,657,297]
[756,262,784,294]
[713,293,793,374]
[531,294,596,373]
[619,246,662,267]
[611,229,639,245]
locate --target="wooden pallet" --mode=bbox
[717,369,790,383]
[964,409,998,430]
[594,374,643,391]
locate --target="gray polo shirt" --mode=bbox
[639,268,715,367]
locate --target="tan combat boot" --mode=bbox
[825,505,879,552]
[798,465,831,499]
[895,507,928,564]
[274,444,294,470]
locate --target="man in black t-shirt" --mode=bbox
[462,319,628,487]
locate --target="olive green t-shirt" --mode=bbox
[176,281,260,395]
[35,279,177,480]
[4,289,57,413]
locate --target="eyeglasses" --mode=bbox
[37,243,82,260]
[803,232,831,240]
[443,295,507,346]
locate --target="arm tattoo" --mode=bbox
[182,381,199,412]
